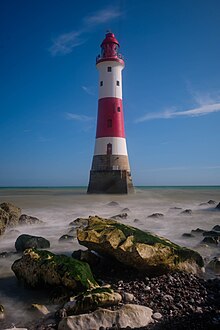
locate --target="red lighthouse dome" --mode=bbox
[96,32,124,65]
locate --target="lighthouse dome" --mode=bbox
[101,32,120,47]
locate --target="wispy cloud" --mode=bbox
[65,112,93,122]
[82,86,95,96]
[49,7,123,56]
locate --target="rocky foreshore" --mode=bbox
[0,202,220,329]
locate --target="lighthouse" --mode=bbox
[87,32,134,194]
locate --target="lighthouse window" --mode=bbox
[107,66,112,72]
[116,80,120,86]
[117,107,121,112]
[107,119,112,128]
[100,81,103,86]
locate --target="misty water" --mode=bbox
[0,186,220,328]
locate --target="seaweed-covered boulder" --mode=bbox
[63,287,122,315]
[77,216,204,275]
[0,202,21,227]
[15,234,50,252]
[12,248,99,290]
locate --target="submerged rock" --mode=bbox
[12,248,99,290]
[206,257,220,274]
[212,225,220,231]
[111,213,128,220]
[203,230,220,238]
[0,208,9,235]
[107,201,120,207]
[69,217,88,228]
[77,216,204,275]
[19,214,43,225]
[58,304,153,330]
[182,233,195,238]
[15,234,50,252]
[59,234,74,243]
[180,209,192,215]
[0,304,4,320]
[148,213,164,218]
[216,202,220,210]
[201,237,218,245]
[191,228,205,234]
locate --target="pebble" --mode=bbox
[153,312,163,320]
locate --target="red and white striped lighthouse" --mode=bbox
[87,32,134,194]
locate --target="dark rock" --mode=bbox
[170,207,182,210]
[122,208,130,212]
[180,209,192,215]
[182,233,195,238]
[191,228,205,234]
[203,230,220,237]
[72,249,101,267]
[19,214,44,225]
[111,213,128,220]
[15,234,50,252]
[107,201,120,206]
[208,200,216,205]
[212,225,220,231]
[148,213,164,218]
[59,234,74,243]
[201,236,218,245]
[206,257,220,274]
[69,217,88,227]
[0,251,17,258]
[216,202,220,210]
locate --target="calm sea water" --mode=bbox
[0,186,220,327]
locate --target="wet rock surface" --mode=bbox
[15,234,50,252]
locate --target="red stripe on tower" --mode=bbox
[87,32,134,194]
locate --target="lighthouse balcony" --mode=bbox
[96,53,124,64]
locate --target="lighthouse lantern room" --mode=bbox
[87,32,134,194]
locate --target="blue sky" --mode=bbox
[0,0,220,186]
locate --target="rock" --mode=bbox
[107,201,119,206]
[191,228,205,234]
[64,287,122,314]
[148,213,164,218]
[121,292,135,303]
[111,213,128,220]
[153,312,163,320]
[59,234,74,243]
[72,249,101,267]
[58,304,153,330]
[19,214,43,225]
[203,230,220,237]
[0,202,21,227]
[122,207,130,212]
[0,304,4,320]
[206,257,220,274]
[170,207,182,210]
[69,217,88,228]
[208,200,216,205]
[31,303,50,315]
[0,209,9,236]
[15,234,50,252]
[212,225,220,231]
[0,251,17,258]
[12,248,99,290]
[180,209,192,215]
[216,202,220,210]
[182,233,195,238]
[201,237,218,245]
[77,216,204,275]
[67,228,77,236]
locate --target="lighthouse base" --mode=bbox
[87,170,134,194]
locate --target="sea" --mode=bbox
[0,186,220,327]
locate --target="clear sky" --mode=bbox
[0,0,220,186]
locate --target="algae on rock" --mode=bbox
[12,248,99,291]
[77,216,204,275]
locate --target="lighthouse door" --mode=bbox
[107,143,112,155]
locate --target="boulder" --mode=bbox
[63,287,122,315]
[58,304,153,330]
[0,202,21,227]
[19,214,43,225]
[203,230,220,238]
[0,208,9,235]
[0,304,4,320]
[59,234,74,243]
[206,257,220,274]
[191,228,205,234]
[182,233,195,238]
[111,213,128,220]
[72,249,101,267]
[69,218,88,228]
[201,237,218,245]
[15,234,50,252]
[77,216,204,275]
[208,200,216,205]
[107,201,119,206]
[12,248,99,290]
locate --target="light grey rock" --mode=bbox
[19,214,43,225]
[121,292,135,303]
[58,304,153,330]
[153,312,163,320]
